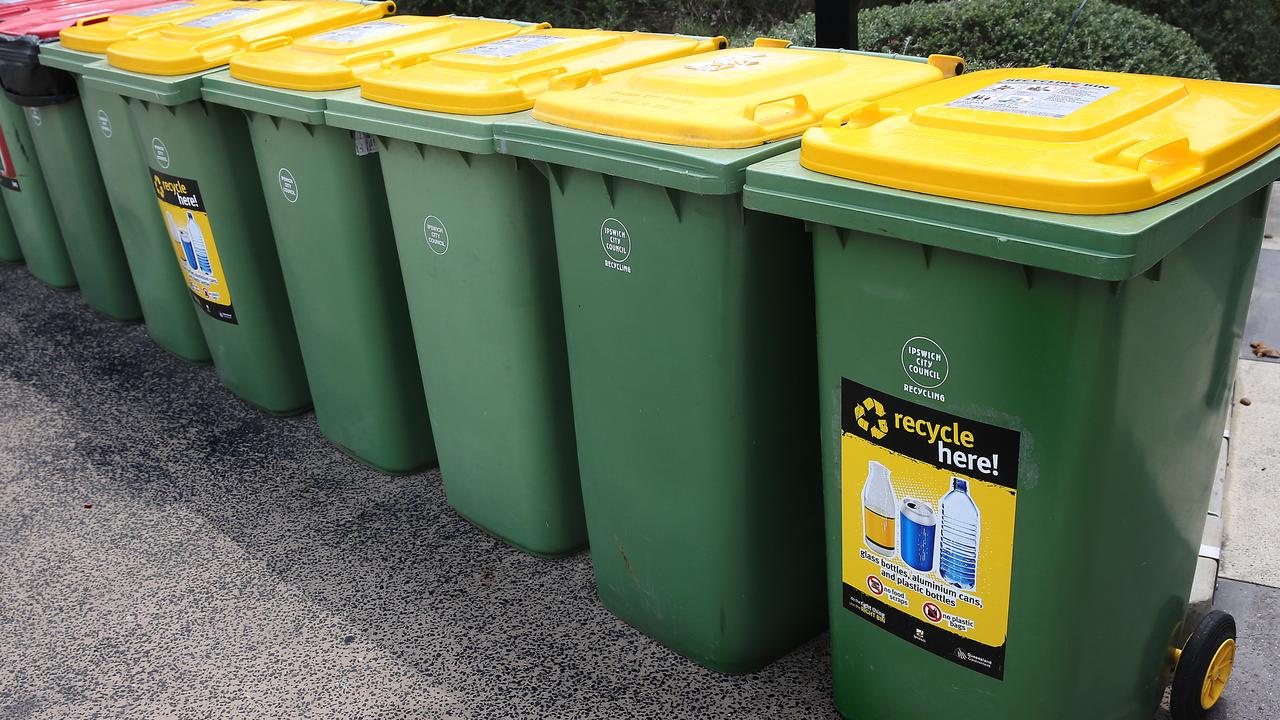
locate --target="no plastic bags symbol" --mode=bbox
[97,109,112,138]
[922,601,943,623]
[867,575,884,596]
[28,108,39,127]
[854,396,889,440]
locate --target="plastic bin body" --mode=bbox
[40,45,209,360]
[741,67,1280,718]
[321,28,725,553]
[76,0,393,413]
[492,45,961,671]
[0,93,71,285]
[0,0,176,304]
[23,94,140,318]
[192,17,548,471]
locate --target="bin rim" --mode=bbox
[80,54,206,104]
[742,146,1280,281]
[323,91,507,155]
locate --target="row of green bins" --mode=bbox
[0,0,60,264]
[317,29,726,552]
[742,68,1280,718]
[197,17,552,474]
[489,44,962,672]
[0,0,165,302]
[74,0,395,413]
[40,0,240,361]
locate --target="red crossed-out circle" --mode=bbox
[866,576,884,595]
[922,601,943,623]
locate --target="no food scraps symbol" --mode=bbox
[867,575,885,596]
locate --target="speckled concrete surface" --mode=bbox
[0,259,1266,719]
[0,262,835,719]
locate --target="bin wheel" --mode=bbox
[1171,609,1237,720]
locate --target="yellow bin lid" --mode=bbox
[105,0,392,76]
[800,67,1280,214]
[530,42,963,148]
[59,0,238,54]
[358,27,727,115]
[228,15,544,91]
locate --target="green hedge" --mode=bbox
[768,0,1219,80]
[1113,0,1280,83]
[395,0,805,34]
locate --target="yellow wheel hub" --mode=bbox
[1200,638,1236,710]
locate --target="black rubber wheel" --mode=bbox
[1171,609,1237,720]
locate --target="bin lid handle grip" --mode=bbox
[822,100,894,130]
[548,68,602,91]
[510,66,567,88]
[744,93,811,126]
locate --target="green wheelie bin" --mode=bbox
[195,17,549,473]
[0,0,164,312]
[492,43,962,672]
[321,28,725,554]
[80,0,394,414]
[38,1,241,361]
[741,68,1280,719]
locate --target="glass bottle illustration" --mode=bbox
[185,210,212,275]
[862,460,897,557]
[939,476,980,590]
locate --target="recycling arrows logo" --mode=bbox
[854,396,889,440]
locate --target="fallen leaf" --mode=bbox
[1240,398,1252,406]
[83,503,93,509]
[1250,341,1280,359]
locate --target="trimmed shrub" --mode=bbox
[1113,0,1280,83]
[767,0,1219,80]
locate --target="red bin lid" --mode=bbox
[0,0,174,40]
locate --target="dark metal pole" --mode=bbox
[815,0,860,50]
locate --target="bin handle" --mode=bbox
[72,13,112,27]
[511,66,567,89]
[1108,134,1201,189]
[249,35,293,53]
[342,49,395,69]
[753,37,792,48]
[548,68,603,91]
[821,100,893,130]
[743,93,812,126]
[382,51,434,71]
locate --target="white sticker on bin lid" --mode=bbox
[944,79,1119,119]
[124,2,196,17]
[311,20,404,44]
[454,34,568,58]
[684,52,802,73]
[180,6,259,29]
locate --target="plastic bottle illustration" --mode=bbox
[862,460,897,557]
[939,477,980,590]
[185,210,212,275]
[899,498,937,573]
[166,212,198,270]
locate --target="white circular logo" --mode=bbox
[424,215,448,255]
[28,108,40,127]
[97,109,112,138]
[278,168,298,203]
[600,217,630,262]
[152,137,170,169]
[901,336,949,389]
